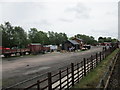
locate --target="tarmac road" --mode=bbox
[2,46,103,88]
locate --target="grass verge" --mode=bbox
[72,48,119,89]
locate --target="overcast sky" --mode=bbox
[0,0,119,40]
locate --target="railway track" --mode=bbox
[107,50,120,89]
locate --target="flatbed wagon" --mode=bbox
[1,43,50,57]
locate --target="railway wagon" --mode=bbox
[1,43,50,57]
[28,43,51,54]
[1,47,30,57]
[42,46,50,52]
[28,43,43,54]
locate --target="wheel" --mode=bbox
[4,54,11,57]
[23,52,26,55]
[4,54,8,57]
[19,52,23,56]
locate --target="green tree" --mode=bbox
[28,28,49,45]
[1,22,28,48]
[98,37,104,43]
[1,22,14,48]
[34,31,49,44]
[48,31,56,45]
[74,34,97,45]
[13,26,28,48]
[28,28,38,43]
[98,37,117,43]
[48,31,68,45]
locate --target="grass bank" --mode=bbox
[72,48,119,89]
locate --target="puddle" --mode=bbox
[24,67,50,75]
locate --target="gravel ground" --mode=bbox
[2,46,103,88]
[107,51,120,89]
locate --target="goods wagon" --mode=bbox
[28,43,43,54]
[1,47,30,57]
[1,43,50,57]
[42,46,50,52]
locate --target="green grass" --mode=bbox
[72,48,119,89]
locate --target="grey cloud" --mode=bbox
[106,11,117,16]
[65,3,91,19]
[59,18,73,22]
[29,19,54,30]
[1,2,46,23]
[25,19,52,27]
[39,20,51,25]
[91,29,117,37]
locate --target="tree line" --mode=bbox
[0,22,68,48]
[0,22,118,48]
[98,37,117,43]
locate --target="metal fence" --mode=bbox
[5,46,117,90]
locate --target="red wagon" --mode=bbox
[28,43,44,54]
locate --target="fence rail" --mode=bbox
[19,46,117,90]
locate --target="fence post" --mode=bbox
[48,72,52,90]
[100,52,102,62]
[105,47,107,58]
[71,63,74,86]
[59,70,62,89]
[105,47,107,51]
[37,80,40,90]
[103,47,105,51]
[102,51,105,60]
[96,53,98,65]
[108,47,111,55]
[101,79,105,88]
[83,58,86,76]
[110,47,112,52]
[91,55,93,70]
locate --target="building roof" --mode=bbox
[75,37,83,41]
[68,40,79,45]
[30,43,41,45]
